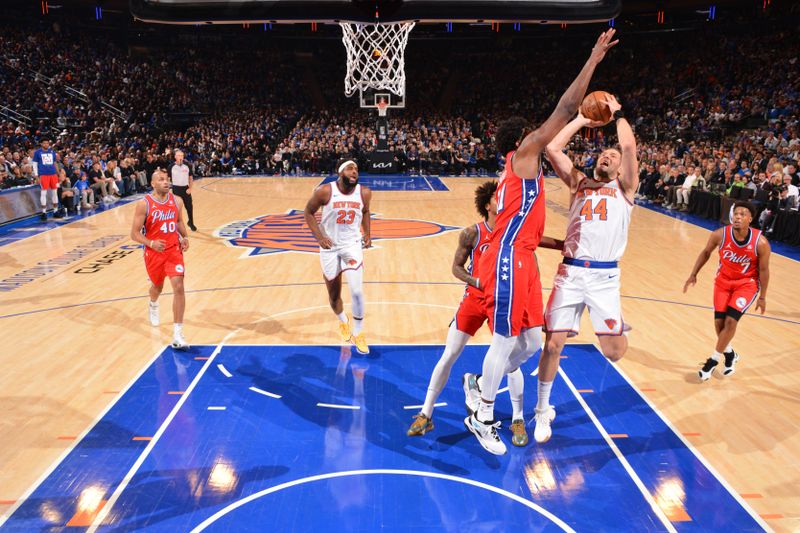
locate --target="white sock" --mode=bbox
[724,344,733,353]
[710,351,722,362]
[536,379,553,412]
[337,312,348,323]
[174,323,183,334]
[150,300,158,307]
[477,399,494,423]
[507,368,524,421]
[353,316,363,336]
[421,323,470,417]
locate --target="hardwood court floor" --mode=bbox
[0,176,798,530]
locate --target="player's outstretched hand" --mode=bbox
[604,94,622,115]
[577,110,610,129]
[151,239,166,252]
[318,235,334,249]
[756,296,766,314]
[589,29,619,64]
[682,275,696,293]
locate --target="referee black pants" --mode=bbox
[172,185,194,226]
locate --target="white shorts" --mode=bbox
[545,263,624,337]
[320,243,363,281]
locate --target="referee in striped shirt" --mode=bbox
[168,149,197,231]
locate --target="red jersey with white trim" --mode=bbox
[716,226,761,282]
[144,193,181,250]
[491,151,545,251]
[465,221,492,297]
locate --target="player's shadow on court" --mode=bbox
[236,349,496,474]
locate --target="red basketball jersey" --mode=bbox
[716,226,761,282]
[144,193,181,249]
[466,221,492,297]
[491,151,545,251]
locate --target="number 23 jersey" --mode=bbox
[320,183,364,249]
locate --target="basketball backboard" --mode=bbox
[130,0,622,25]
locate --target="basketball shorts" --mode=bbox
[320,242,363,281]
[144,245,185,286]
[481,246,543,337]
[39,174,58,190]
[714,276,759,320]
[545,263,624,337]
[452,293,488,336]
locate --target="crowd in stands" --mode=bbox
[1,11,798,234]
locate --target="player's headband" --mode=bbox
[338,160,357,174]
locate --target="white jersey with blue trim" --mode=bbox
[563,178,633,263]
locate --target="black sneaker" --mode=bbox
[698,358,718,381]
[39,212,47,221]
[188,222,197,232]
[723,350,739,376]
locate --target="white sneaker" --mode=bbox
[148,301,159,326]
[462,373,481,415]
[533,406,556,443]
[464,413,507,455]
[172,328,190,350]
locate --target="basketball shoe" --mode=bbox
[462,373,481,416]
[698,357,719,381]
[464,413,506,455]
[352,333,369,355]
[533,406,556,443]
[338,319,352,342]
[407,413,434,436]
[510,419,529,447]
[722,350,739,376]
[172,325,189,350]
[148,301,160,326]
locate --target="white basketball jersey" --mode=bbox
[563,178,633,262]
[320,182,364,249]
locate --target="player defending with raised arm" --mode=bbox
[533,95,638,444]
[683,202,770,381]
[463,30,618,455]
[305,160,372,354]
[130,169,191,349]
[408,180,564,446]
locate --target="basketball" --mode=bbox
[580,90,613,122]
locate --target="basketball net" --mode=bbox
[340,21,415,98]
[376,100,388,117]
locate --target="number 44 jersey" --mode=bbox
[563,177,634,262]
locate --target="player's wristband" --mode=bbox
[613,110,626,121]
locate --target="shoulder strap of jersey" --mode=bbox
[719,225,729,250]
[473,223,483,249]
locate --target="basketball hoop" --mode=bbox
[376,100,389,117]
[340,21,415,98]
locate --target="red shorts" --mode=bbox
[480,246,543,337]
[144,246,185,286]
[453,292,488,336]
[39,174,58,190]
[713,276,759,316]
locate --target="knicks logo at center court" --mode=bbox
[215,209,459,258]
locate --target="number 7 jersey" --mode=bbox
[320,182,364,249]
[563,177,633,262]
[143,192,181,250]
